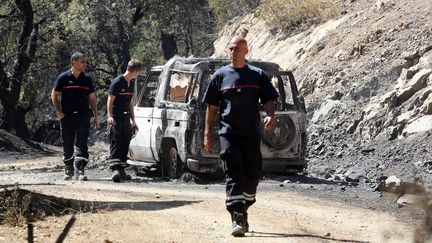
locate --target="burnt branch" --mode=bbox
[27,22,39,58]
[132,4,146,25]
[96,41,118,76]
[12,0,34,83]
[92,68,116,77]
[0,61,10,102]
[115,16,131,73]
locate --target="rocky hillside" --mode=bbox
[213,0,432,187]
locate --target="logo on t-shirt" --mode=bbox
[121,89,125,92]
[68,80,73,84]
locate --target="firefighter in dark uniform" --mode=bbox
[107,59,143,182]
[203,36,278,237]
[51,52,100,181]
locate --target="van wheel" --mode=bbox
[161,142,182,179]
[262,115,295,150]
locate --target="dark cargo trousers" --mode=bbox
[60,111,90,170]
[219,134,262,214]
[108,113,132,171]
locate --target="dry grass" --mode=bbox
[0,186,31,226]
[0,187,101,227]
[258,0,340,35]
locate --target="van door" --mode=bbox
[129,68,161,162]
[152,67,198,163]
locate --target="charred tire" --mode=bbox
[262,115,295,150]
[161,141,182,179]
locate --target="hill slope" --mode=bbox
[213,0,432,187]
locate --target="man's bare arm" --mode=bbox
[51,89,64,120]
[107,94,116,126]
[129,95,136,122]
[89,93,100,129]
[263,100,276,130]
[204,104,219,153]
[130,95,138,131]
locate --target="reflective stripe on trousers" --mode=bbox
[219,134,262,213]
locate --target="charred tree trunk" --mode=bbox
[13,107,31,138]
[0,101,15,132]
[0,61,11,130]
[116,17,131,73]
[161,32,177,60]
[0,0,37,138]
[100,6,145,76]
[185,16,193,56]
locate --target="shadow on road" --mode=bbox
[0,183,56,189]
[1,187,199,221]
[28,189,200,214]
[248,231,369,243]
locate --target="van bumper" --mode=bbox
[186,158,220,173]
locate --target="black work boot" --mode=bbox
[111,168,131,182]
[74,163,88,181]
[111,170,122,183]
[76,169,88,181]
[119,168,132,181]
[244,211,249,232]
[231,211,245,237]
[63,163,74,180]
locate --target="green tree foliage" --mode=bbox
[60,0,216,79]
[209,0,260,31]
[0,0,73,137]
[60,0,152,79]
[149,0,217,58]
[258,0,340,35]
[0,0,217,138]
[0,0,41,137]
[23,0,71,129]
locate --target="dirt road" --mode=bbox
[0,154,418,242]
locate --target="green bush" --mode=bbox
[209,0,260,31]
[258,0,340,35]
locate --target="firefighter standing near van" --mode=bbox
[107,59,143,182]
[51,52,100,181]
[203,36,278,237]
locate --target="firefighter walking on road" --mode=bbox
[51,52,100,181]
[107,59,143,182]
[203,36,278,237]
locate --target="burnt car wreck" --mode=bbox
[128,56,307,178]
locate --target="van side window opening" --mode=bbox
[191,73,202,98]
[272,75,295,110]
[187,71,207,102]
[137,71,161,107]
[166,70,196,103]
[281,75,295,109]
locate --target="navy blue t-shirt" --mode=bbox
[108,75,134,113]
[53,70,95,114]
[203,64,279,135]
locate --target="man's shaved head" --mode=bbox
[228,36,249,68]
[229,36,248,46]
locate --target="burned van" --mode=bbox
[128,56,307,178]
